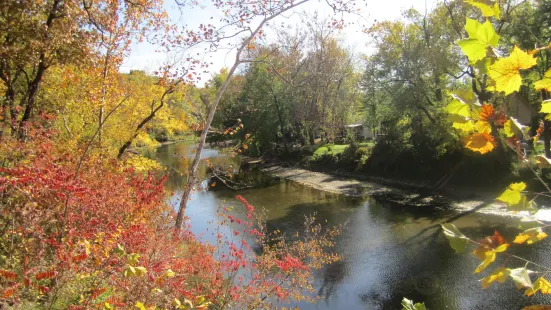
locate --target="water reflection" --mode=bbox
[147,142,551,309]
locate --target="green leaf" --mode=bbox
[496,182,526,206]
[503,120,515,137]
[446,99,472,118]
[503,117,529,139]
[474,58,491,75]
[134,266,147,276]
[510,268,533,289]
[457,19,499,63]
[401,298,427,310]
[441,223,469,253]
[127,253,140,266]
[465,0,501,19]
[452,89,481,106]
[114,244,125,256]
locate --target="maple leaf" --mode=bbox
[540,100,551,114]
[497,182,526,205]
[473,231,507,260]
[481,267,510,289]
[535,68,551,92]
[513,227,548,245]
[457,19,499,63]
[473,231,509,274]
[488,46,537,95]
[474,250,496,273]
[441,223,468,253]
[465,0,501,18]
[525,277,551,296]
[510,267,533,289]
[463,133,495,154]
[478,102,495,122]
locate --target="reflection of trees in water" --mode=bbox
[317,260,346,303]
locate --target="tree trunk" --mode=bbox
[117,91,171,159]
[175,54,242,230]
[272,92,289,154]
[18,0,61,135]
[544,91,551,158]
[174,0,313,230]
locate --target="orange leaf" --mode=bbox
[473,231,507,260]
[479,104,495,122]
[0,269,17,281]
[463,133,496,154]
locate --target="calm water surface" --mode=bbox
[146,142,551,310]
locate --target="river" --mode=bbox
[145,142,551,310]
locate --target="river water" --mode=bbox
[146,142,551,310]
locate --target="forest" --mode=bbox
[2,0,551,309]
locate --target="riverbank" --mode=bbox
[262,163,551,221]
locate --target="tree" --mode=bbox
[0,0,164,137]
[172,0,360,230]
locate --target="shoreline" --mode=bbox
[261,163,551,221]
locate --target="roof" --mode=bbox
[344,124,363,128]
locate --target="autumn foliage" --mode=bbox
[0,125,340,308]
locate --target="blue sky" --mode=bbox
[121,0,437,82]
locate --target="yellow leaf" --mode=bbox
[452,120,475,133]
[535,68,551,92]
[165,269,176,278]
[523,306,551,310]
[488,46,537,95]
[541,100,551,114]
[474,120,492,134]
[474,250,496,273]
[481,267,510,289]
[503,120,515,137]
[494,243,509,252]
[463,133,495,154]
[465,0,501,18]
[497,182,526,206]
[457,19,499,63]
[525,277,551,296]
[514,227,548,245]
[510,182,527,192]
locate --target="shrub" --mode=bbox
[0,128,341,309]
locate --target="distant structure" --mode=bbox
[507,93,536,126]
[343,123,377,141]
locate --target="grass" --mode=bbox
[312,142,375,159]
[313,144,348,158]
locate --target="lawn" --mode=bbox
[312,142,375,159]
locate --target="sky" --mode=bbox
[121,0,437,82]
